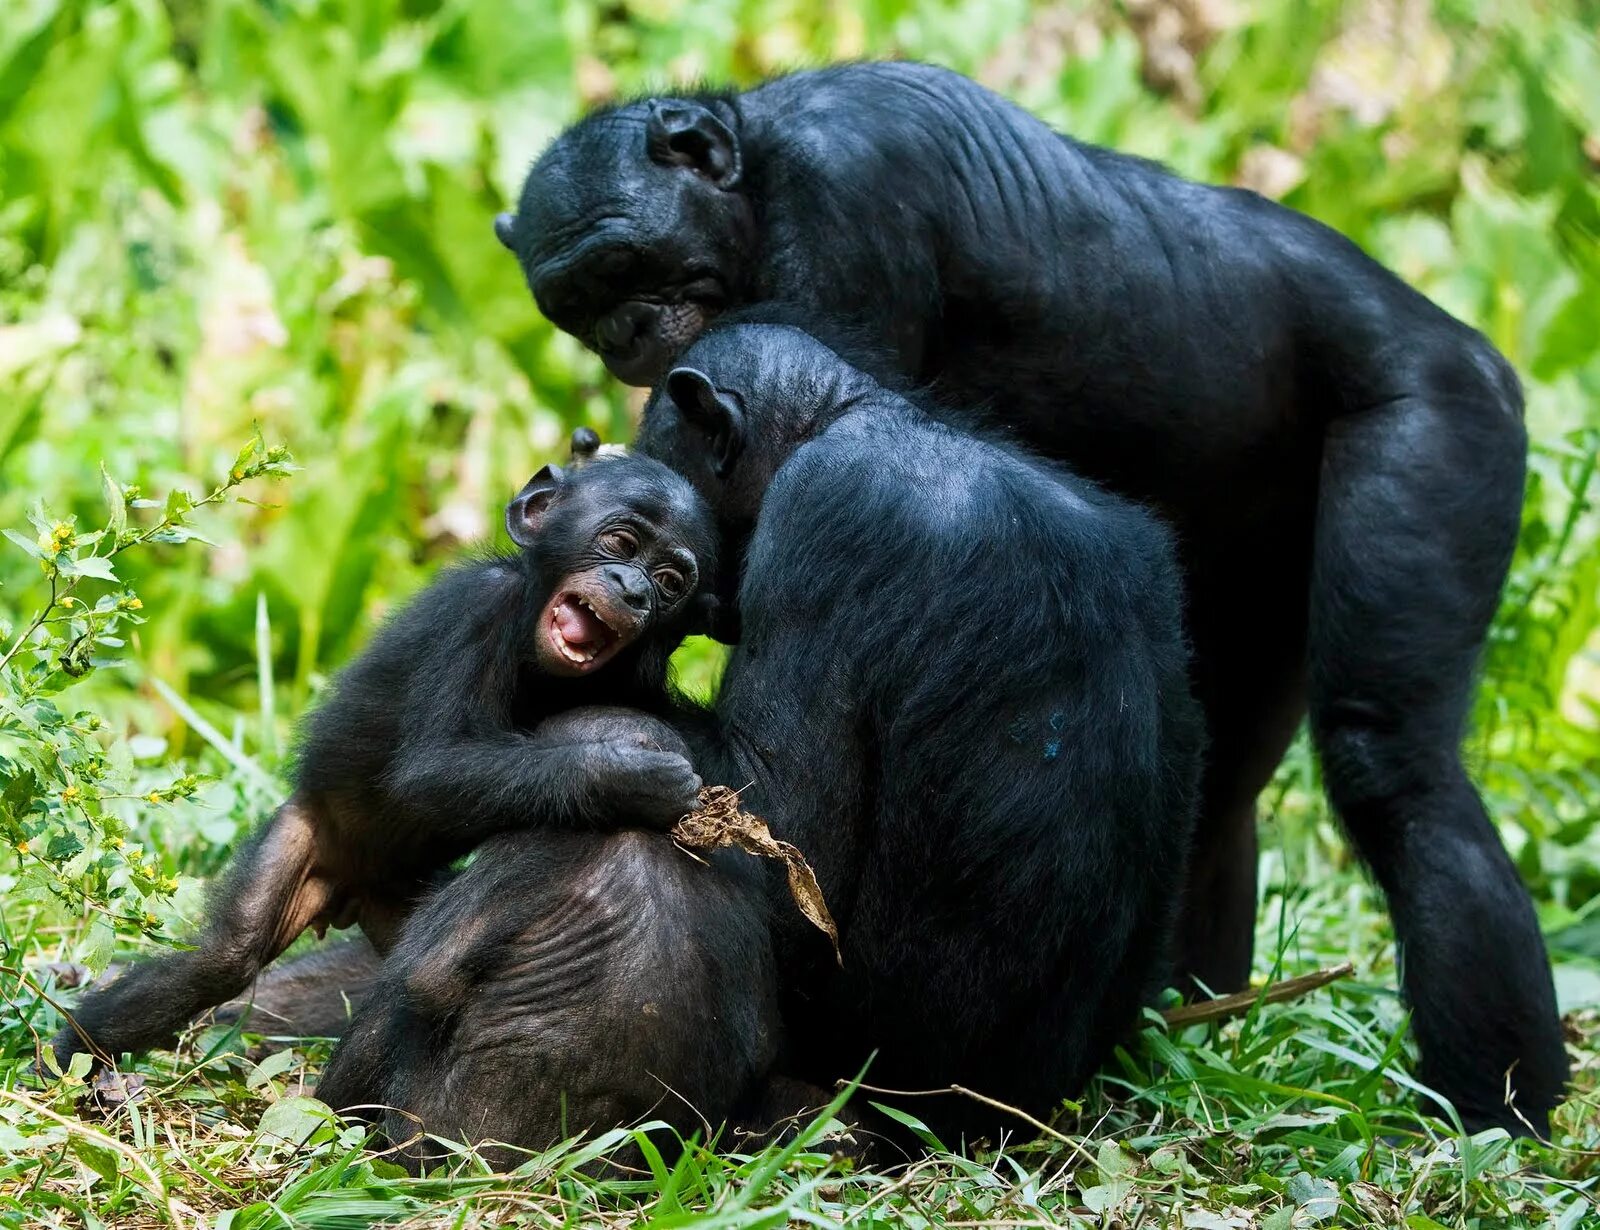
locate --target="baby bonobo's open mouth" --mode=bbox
[539,587,639,675]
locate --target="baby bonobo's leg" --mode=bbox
[49,796,341,1069]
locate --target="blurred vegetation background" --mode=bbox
[2,1,1599,1222]
[1,0,1598,1080]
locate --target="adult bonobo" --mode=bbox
[497,62,1562,1132]
[636,322,1203,1140]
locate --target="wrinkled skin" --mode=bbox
[51,454,721,1072]
[315,711,788,1173]
[501,62,1563,1134]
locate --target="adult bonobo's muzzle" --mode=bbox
[494,97,754,386]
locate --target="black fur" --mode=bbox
[504,61,1562,1133]
[50,453,721,1070]
[640,324,1203,1140]
[314,710,784,1174]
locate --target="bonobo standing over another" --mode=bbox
[499,61,1563,1132]
[52,450,721,1070]
[637,323,1203,1139]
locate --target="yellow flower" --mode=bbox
[126,597,143,610]
[139,862,156,878]
[159,876,179,893]
[143,912,160,928]
[146,791,162,804]
[60,786,81,804]
[107,836,124,849]
[15,841,29,855]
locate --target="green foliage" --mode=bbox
[0,436,291,963]
[0,0,1597,1224]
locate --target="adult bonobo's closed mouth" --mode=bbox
[496,100,753,385]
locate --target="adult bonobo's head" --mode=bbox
[496,98,755,386]
[505,449,721,677]
[636,324,883,537]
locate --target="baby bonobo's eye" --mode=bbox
[600,527,638,557]
[653,565,688,601]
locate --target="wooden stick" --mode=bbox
[1161,961,1355,1028]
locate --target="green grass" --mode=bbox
[2,0,1599,1225]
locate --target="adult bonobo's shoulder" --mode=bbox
[636,322,1171,599]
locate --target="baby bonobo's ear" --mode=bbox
[665,367,745,479]
[505,464,565,548]
[570,427,601,461]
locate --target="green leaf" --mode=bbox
[78,917,115,974]
[246,1048,299,1089]
[164,487,193,520]
[255,1096,332,1149]
[3,528,44,559]
[69,1137,120,1186]
[60,555,116,581]
[100,465,126,542]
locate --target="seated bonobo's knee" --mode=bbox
[533,705,691,759]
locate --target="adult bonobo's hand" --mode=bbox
[500,61,1563,1136]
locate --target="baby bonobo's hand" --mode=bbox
[596,740,703,829]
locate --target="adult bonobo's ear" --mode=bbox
[493,212,516,253]
[505,464,565,548]
[665,366,745,479]
[646,102,741,189]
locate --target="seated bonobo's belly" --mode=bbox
[456,832,679,1045]
[424,829,773,1150]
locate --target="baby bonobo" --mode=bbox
[51,445,722,1070]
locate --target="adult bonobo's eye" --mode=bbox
[653,566,688,601]
[600,527,639,558]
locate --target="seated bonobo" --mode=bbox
[51,444,724,1070]
[314,731,782,1171]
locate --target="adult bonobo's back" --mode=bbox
[500,61,1562,1134]
[635,322,1202,1138]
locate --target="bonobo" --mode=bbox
[314,712,780,1172]
[501,62,1563,1132]
[636,323,1203,1140]
[51,451,721,1069]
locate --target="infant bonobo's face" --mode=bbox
[506,453,719,677]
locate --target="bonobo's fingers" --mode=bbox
[216,937,382,1038]
[48,796,338,1069]
[596,744,704,828]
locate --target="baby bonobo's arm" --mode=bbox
[388,706,702,841]
[376,564,701,845]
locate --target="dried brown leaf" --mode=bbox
[672,785,842,965]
